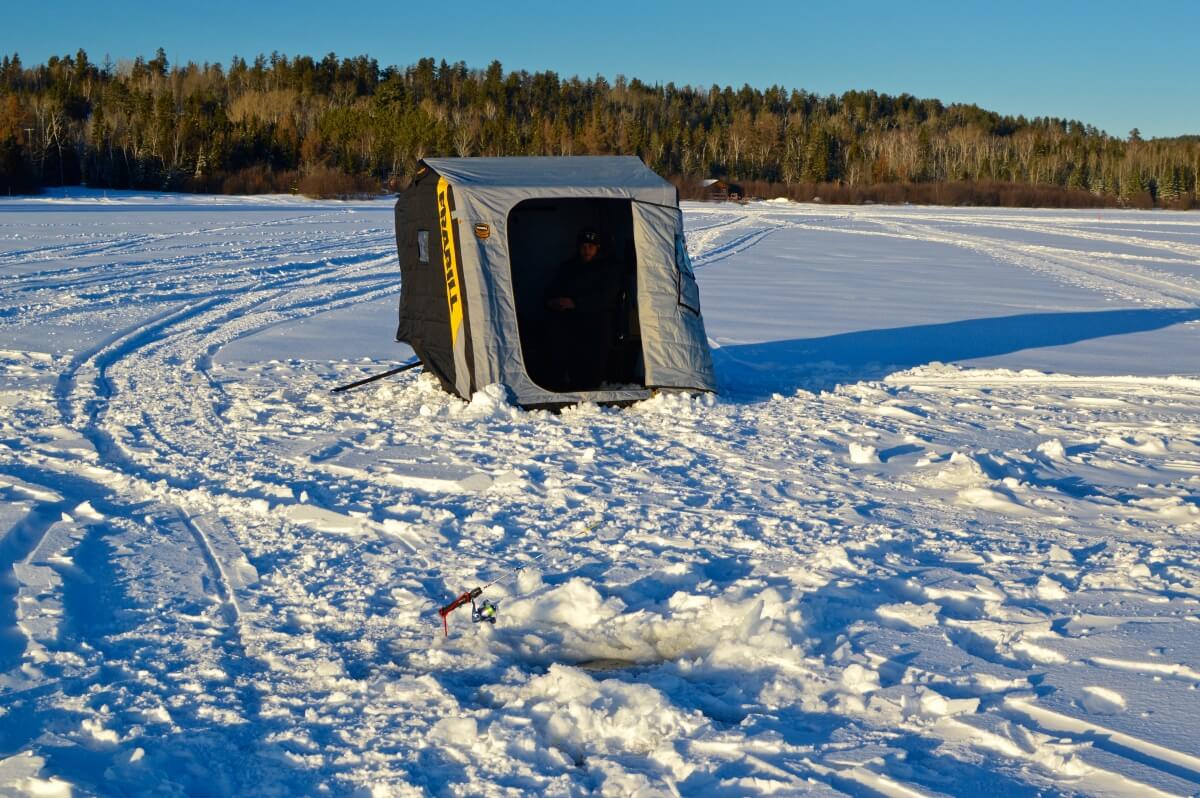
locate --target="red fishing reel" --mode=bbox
[437,587,481,635]
[438,587,498,635]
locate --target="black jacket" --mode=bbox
[545,255,624,316]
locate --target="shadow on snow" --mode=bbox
[714,307,1200,398]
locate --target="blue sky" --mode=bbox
[5,0,1197,138]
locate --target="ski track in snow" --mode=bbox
[1,193,1199,796]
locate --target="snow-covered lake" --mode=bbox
[1,191,1199,796]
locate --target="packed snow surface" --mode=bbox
[2,191,1200,796]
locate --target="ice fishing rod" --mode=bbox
[437,519,602,636]
[331,358,421,394]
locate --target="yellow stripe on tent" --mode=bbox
[436,177,464,346]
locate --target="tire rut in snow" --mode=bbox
[872,217,1200,307]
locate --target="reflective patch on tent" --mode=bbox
[417,230,430,263]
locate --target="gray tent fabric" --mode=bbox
[423,156,677,199]
[632,202,715,389]
[395,156,716,407]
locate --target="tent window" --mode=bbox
[676,232,701,315]
[675,233,695,277]
[508,197,643,392]
[417,230,430,263]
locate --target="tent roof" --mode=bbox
[422,156,673,193]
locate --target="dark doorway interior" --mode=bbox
[508,198,644,391]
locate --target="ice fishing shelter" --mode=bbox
[394,156,716,408]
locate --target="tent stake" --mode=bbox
[331,360,421,394]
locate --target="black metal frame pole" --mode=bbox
[330,360,422,394]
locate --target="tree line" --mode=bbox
[1,49,1197,208]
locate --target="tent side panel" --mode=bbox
[633,202,717,392]
[450,192,511,392]
[395,176,462,396]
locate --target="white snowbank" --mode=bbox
[3,197,1199,796]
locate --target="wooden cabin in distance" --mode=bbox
[699,178,743,202]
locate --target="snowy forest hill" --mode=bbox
[1,50,1198,208]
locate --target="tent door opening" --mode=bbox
[508,197,643,392]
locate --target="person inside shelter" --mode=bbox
[542,227,625,391]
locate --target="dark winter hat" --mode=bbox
[577,228,601,245]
